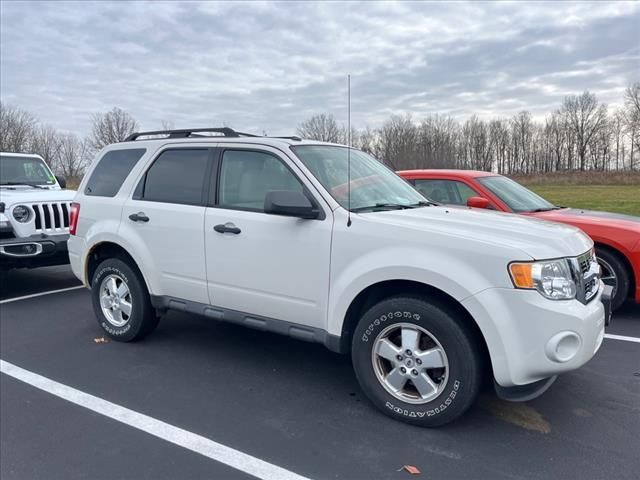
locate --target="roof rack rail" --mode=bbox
[123,127,259,142]
[271,136,302,141]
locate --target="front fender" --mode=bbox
[327,246,504,336]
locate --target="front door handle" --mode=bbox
[214,223,241,235]
[129,212,150,223]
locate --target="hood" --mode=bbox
[0,186,76,205]
[531,208,640,231]
[362,205,593,260]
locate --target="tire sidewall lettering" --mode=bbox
[95,266,133,335]
[361,310,422,343]
[384,380,461,418]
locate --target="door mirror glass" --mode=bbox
[55,175,67,189]
[264,191,318,219]
[467,196,490,209]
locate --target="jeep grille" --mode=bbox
[32,202,72,233]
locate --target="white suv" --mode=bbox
[68,128,611,426]
[1,152,75,276]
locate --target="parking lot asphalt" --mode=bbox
[0,265,81,301]
[1,267,639,480]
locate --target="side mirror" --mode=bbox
[467,196,490,209]
[264,190,318,219]
[55,175,67,189]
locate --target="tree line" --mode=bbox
[0,104,139,181]
[297,83,640,174]
[1,82,639,181]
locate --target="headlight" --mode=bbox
[509,258,577,300]
[12,205,31,223]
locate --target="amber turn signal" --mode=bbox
[509,263,534,289]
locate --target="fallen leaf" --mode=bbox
[93,337,109,344]
[398,465,421,475]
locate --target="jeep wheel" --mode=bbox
[91,258,158,341]
[351,296,483,427]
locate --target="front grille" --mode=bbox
[32,202,72,233]
[578,254,590,275]
[573,250,599,304]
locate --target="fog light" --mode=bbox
[545,332,581,363]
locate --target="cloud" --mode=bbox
[1,0,638,135]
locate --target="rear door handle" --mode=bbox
[214,223,241,234]
[129,212,150,223]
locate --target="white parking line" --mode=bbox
[0,285,85,304]
[604,333,640,344]
[0,359,311,480]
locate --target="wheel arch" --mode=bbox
[339,279,492,376]
[85,241,151,292]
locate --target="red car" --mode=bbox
[398,169,640,311]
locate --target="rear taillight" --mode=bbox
[69,202,80,235]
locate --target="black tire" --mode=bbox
[91,258,158,341]
[351,296,483,427]
[596,247,630,312]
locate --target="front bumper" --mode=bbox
[461,283,606,388]
[0,233,69,269]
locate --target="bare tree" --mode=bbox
[89,107,139,151]
[356,126,379,155]
[561,91,608,171]
[30,125,62,172]
[0,103,37,152]
[417,115,459,169]
[57,134,90,178]
[623,82,640,169]
[378,114,419,169]
[297,114,342,143]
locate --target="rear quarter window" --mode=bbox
[85,148,146,197]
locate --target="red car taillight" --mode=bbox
[69,202,80,235]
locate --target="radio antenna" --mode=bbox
[347,74,352,227]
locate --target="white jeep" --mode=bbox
[68,128,611,426]
[0,152,74,276]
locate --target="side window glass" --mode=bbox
[219,150,303,212]
[452,181,478,205]
[141,149,209,205]
[85,149,146,197]
[414,179,479,205]
[414,179,453,203]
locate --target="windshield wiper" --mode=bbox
[529,206,562,213]
[351,201,434,212]
[1,181,48,189]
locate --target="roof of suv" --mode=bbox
[117,127,343,150]
[118,136,339,150]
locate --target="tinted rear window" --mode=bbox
[85,149,146,197]
[141,149,209,205]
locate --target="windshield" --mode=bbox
[478,176,556,212]
[0,155,56,186]
[292,145,426,211]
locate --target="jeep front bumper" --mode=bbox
[0,233,70,269]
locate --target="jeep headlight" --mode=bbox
[509,259,577,300]
[12,205,31,223]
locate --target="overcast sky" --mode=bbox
[1,1,639,136]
